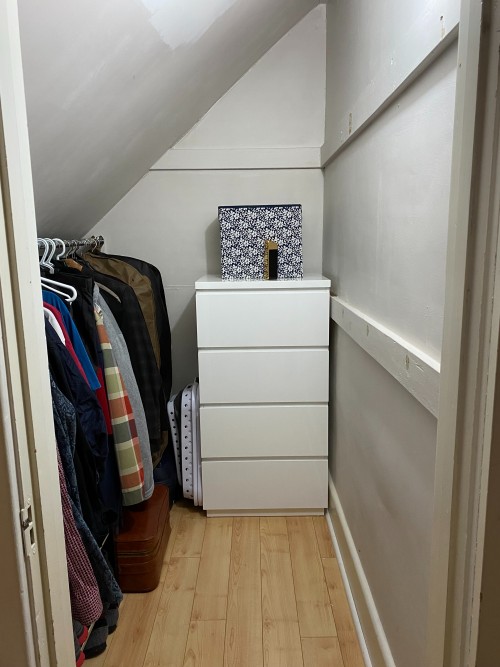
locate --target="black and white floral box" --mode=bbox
[218,204,303,280]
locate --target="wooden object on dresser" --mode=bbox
[195,275,330,516]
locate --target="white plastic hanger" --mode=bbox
[37,238,52,271]
[39,238,78,303]
[45,238,56,273]
[41,276,77,304]
[53,238,66,260]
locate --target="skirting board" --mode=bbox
[327,472,396,667]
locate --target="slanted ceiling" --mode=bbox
[18,0,319,238]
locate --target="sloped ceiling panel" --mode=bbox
[18,0,319,237]
[171,4,326,151]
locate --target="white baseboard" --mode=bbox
[325,511,373,667]
[327,473,396,667]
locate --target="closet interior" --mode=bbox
[3,0,499,666]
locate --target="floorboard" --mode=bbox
[100,584,164,667]
[260,516,302,665]
[88,505,364,667]
[191,518,233,620]
[224,518,263,667]
[287,517,337,638]
[172,506,207,558]
[263,619,304,667]
[323,557,365,667]
[183,620,226,667]
[301,637,344,667]
[144,557,199,667]
[312,516,336,559]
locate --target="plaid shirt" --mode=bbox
[94,304,145,506]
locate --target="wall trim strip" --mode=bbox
[330,296,440,417]
[151,146,322,171]
[328,473,395,667]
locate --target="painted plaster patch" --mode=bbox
[141,0,237,49]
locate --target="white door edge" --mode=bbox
[428,0,500,665]
[0,0,73,664]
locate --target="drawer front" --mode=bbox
[200,405,327,458]
[202,459,328,511]
[196,289,329,348]
[198,348,329,404]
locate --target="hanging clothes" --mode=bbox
[57,446,103,627]
[42,289,100,391]
[40,238,177,656]
[96,288,154,501]
[84,254,161,367]
[51,269,101,368]
[94,301,145,506]
[50,373,123,609]
[86,267,166,465]
[46,269,114,436]
[43,306,66,343]
[45,319,108,471]
[85,251,172,400]
[44,301,89,383]
[46,325,118,613]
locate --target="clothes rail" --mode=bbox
[37,235,105,253]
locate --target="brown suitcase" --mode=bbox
[115,484,171,593]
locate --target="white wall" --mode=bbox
[174,4,325,151]
[90,7,326,394]
[323,1,458,665]
[325,45,457,360]
[19,0,319,238]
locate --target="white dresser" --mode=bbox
[195,275,330,516]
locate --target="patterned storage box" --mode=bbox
[219,204,303,280]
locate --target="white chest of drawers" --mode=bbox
[195,275,330,516]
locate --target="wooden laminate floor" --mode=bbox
[90,502,365,667]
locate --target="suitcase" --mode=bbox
[115,484,171,592]
[167,380,202,506]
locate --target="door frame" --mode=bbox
[427,0,500,665]
[0,0,74,664]
[2,0,500,664]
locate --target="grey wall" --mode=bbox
[323,0,458,665]
[324,45,457,360]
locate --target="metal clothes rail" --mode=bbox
[37,235,105,254]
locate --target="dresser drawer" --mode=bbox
[196,289,329,348]
[202,459,328,511]
[200,405,328,458]
[198,348,329,404]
